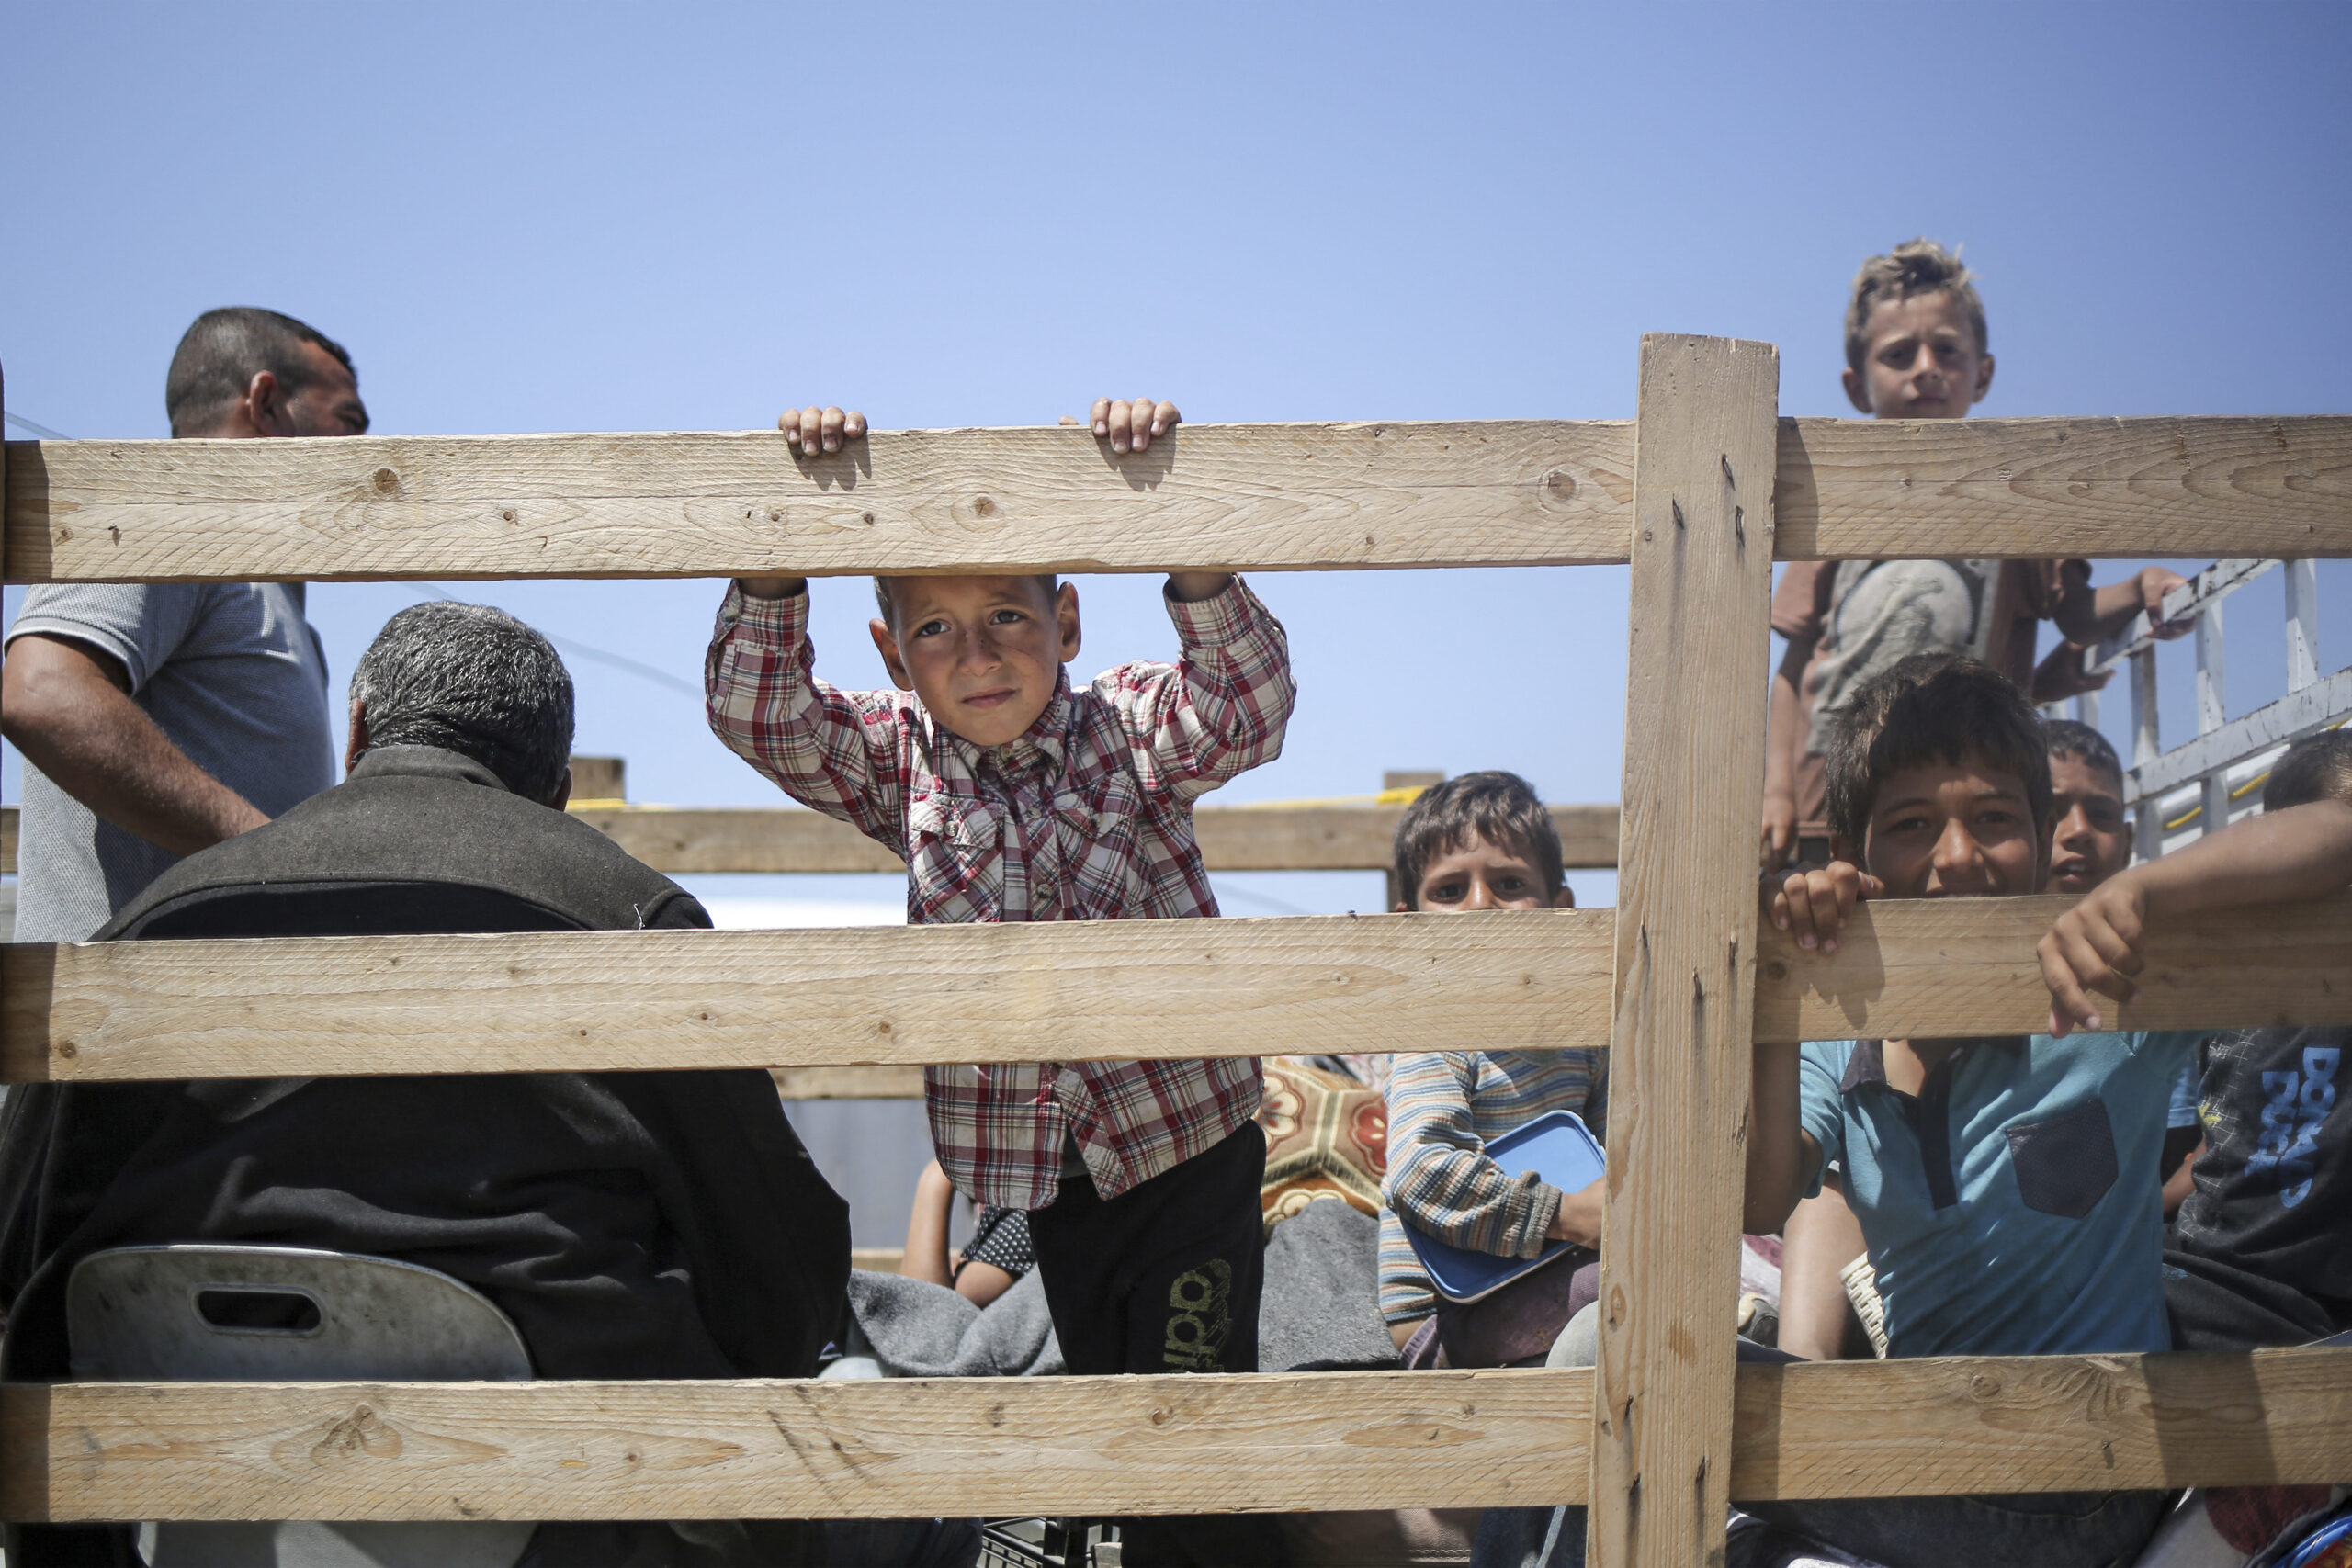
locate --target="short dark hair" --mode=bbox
[1845,238,1987,373]
[349,603,574,804]
[164,307,356,437]
[1824,653,2053,852]
[2043,717,2123,792]
[2261,729,2352,812]
[1392,771,1563,910]
[872,573,1059,628]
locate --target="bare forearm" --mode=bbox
[1764,666,1805,798]
[1744,1041,1815,1235]
[2,654,267,857]
[901,1167,957,1289]
[1779,1179,1867,1360]
[2135,800,2352,917]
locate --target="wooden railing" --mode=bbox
[5,344,2350,1566]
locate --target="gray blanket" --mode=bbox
[847,1196,1399,1378]
[1258,1198,1402,1372]
[849,1267,1065,1379]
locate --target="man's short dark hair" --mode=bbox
[2043,717,2124,792]
[164,307,356,437]
[1392,771,1563,910]
[2261,729,2352,812]
[1825,653,2053,852]
[350,603,574,804]
[872,573,1059,628]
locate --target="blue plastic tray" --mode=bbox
[1401,1109,1607,1303]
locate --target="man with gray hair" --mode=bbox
[4,603,849,1566]
[2,307,367,942]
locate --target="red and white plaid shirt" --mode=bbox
[705,577,1295,1209]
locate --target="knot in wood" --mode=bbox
[371,468,399,493]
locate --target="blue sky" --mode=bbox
[6,1,2349,919]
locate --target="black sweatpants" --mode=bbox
[1028,1120,1287,1567]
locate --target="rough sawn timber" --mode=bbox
[2,422,1635,582]
[1753,890,2352,1043]
[1775,414,2352,560]
[10,894,2352,1084]
[1587,335,1781,1568]
[569,801,1623,874]
[0,911,1620,1083]
[7,1348,2349,1523]
[11,416,2352,584]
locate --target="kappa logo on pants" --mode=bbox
[1162,1258,1234,1371]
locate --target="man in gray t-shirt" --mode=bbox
[1,308,367,940]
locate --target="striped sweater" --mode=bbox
[1377,1048,1609,1325]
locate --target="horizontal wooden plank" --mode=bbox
[0,911,1620,1083]
[12,415,2348,585]
[6,1348,2346,1521]
[771,1065,923,1100]
[11,889,2352,1083]
[1755,889,2352,1043]
[3,423,1636,583]
[1730,1346,2352,1500]
[849,1247,906,1275]
[0,1370,1592,1522]
[574,802,1623,874]
[1777,415,2352,561]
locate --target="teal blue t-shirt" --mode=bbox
[1799,1031,2203,1359]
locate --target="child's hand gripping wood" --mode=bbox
[1764,859,1884,955]
[2038,798,2352,1038]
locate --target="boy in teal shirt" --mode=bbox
[1744,653,2352,1567]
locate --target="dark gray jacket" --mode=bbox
[4,746,849,1387]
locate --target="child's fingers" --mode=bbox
[1106,399,1137,453]
[1150,399,1181,436]
[1125,397,1163,451]
[1801,874,1851,952]
[842,409,867,441]
[819,406,847,452]
[1090,396,1113,436]
[1855,874,1886,901]
[792,405,827,453]
[2035,929,2103,1037]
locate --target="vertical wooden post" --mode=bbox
[1586,335,1780,1568]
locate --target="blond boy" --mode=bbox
[1760,239,2188,867]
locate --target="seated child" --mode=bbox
[2165,729,2352,1350]
[1744,653,2352,1568]
[1775,714,2171,1361]
[706,394,1295,1568]
[1374,773,1604,1365]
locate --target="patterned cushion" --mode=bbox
[1257,1056,1389,1235]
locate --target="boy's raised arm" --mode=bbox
[1109,577,1296,805]
[705,580,912,849]
[2041,798,2352,1034]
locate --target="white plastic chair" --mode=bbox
[67,1244,538,1568]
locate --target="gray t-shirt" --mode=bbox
[6,582,335,940]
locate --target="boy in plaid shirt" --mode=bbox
[707,396,1295,1566]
